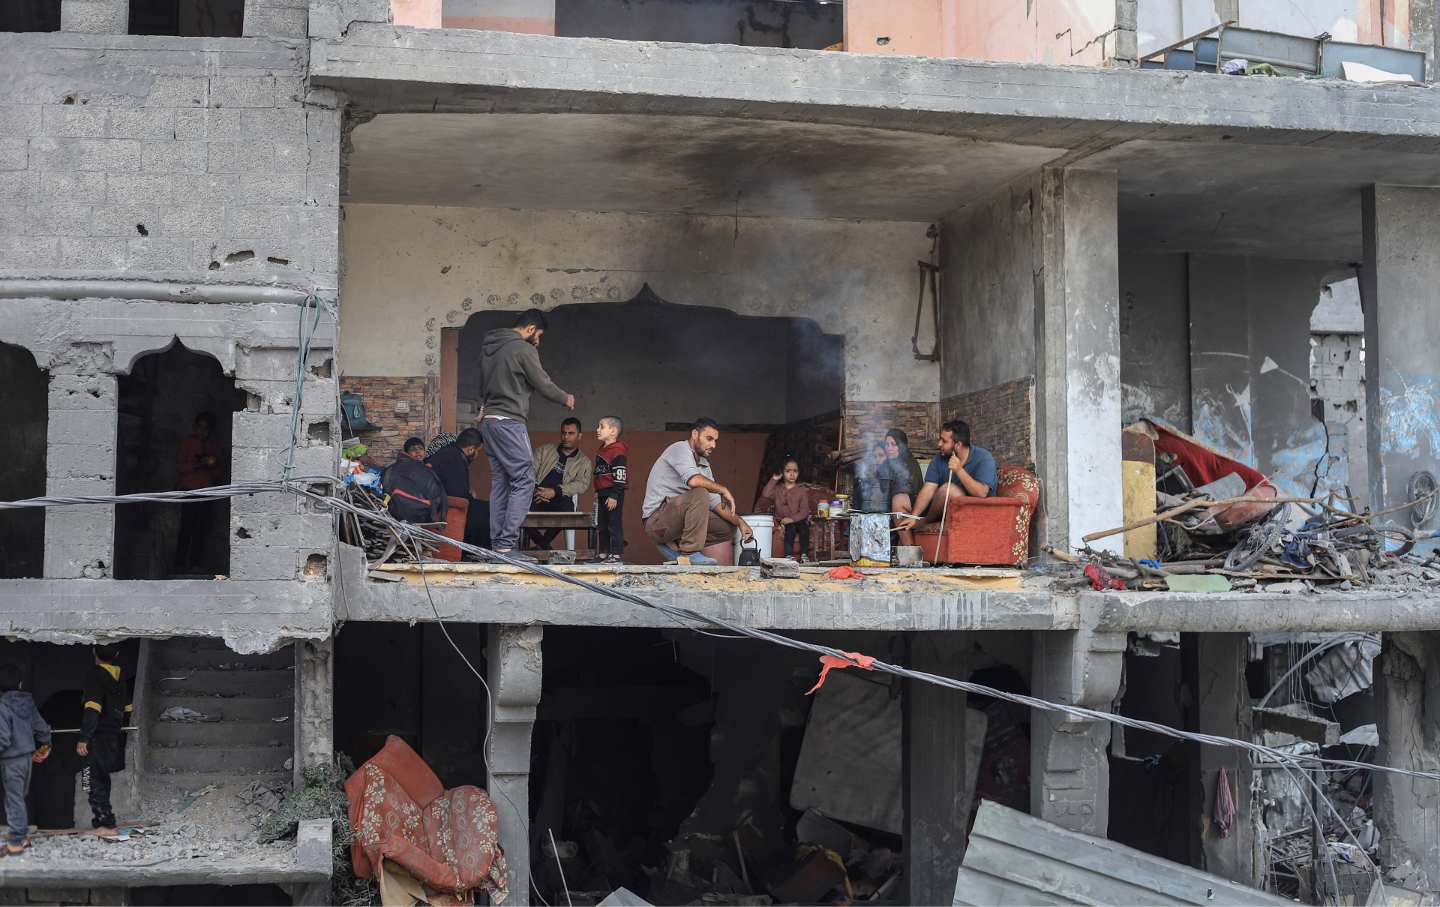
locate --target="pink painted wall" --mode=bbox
[948,0,1116,65]
[440,15,555,33]
[843,0,943,56]
[391,0,441,28]
[845,0,1117,64]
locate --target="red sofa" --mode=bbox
[914,466,1041,567]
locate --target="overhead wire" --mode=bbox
[5,480,1440,793]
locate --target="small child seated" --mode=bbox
[592,416,629,563]
[0,662,51,855]
[761,458,811,562]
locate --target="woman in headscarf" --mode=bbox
[882,429,923,546]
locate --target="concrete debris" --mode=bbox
[1305,638,1381,704]
[5,822,294,869]
[158,706,209,722]
[1340,724,1380,747]
[237,779,288,815]
[597,888,653,907]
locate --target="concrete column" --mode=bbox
[45,360,117,579]
[1374,632,1440,892]
[61,0,128,32]
[903,634,980,907]
[1030,628,1125,835]
[486,624,543,907]
[293,638,334,788]
[1194,633,1260,886]
[231,345,337,581]
[1035,167,1123,553]
[1361,187,1440,544]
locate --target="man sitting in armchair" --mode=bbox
[895,420,996,532]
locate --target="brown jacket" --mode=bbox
[760,478,812,523]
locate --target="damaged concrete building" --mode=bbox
[3,0,1440,903]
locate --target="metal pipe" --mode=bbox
[0,278,312,306]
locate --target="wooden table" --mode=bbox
[805,516,849,562]
[522,511,596,551]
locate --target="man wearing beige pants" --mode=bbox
[642,417,752,565]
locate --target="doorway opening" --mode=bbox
[129,0,243,36]
[0,342,47,578]
[446,286,845,563]
[115,341,244,579]
[0,0,60,31]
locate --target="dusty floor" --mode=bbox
[6,776,294,873]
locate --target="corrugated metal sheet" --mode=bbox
[954,801,1290,906]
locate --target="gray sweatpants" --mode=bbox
[2,754,32,844]
[481,418,536,551]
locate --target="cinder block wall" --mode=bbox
[0,25,342,581]
[1,35,337,285]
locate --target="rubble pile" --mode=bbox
[1049,421,1438,594]
[18,821,294,868]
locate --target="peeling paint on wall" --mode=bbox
[1193,384,1255,465]
[1268,422,1330,498]
[1379,375,1440,459]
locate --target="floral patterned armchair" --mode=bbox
[913,466,1040,567]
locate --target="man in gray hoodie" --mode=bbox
[478,309,574,559]
[0,663,51,853]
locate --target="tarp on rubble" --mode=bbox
[1138,419,1279,532]
[954,801,1289,906]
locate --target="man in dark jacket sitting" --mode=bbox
[382,437,447,526]
[427,428,491,554]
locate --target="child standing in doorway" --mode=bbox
[762,458,811,562]
[593,417,630,563]
[0,663,51,855]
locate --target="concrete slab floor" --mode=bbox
[348,558,1440,633]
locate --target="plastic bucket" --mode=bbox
[736,514,775,563]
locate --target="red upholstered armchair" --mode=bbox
[914,466,1041,567]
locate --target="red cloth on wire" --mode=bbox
[805,651,876,694]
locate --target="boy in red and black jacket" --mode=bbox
[593,417,629,563]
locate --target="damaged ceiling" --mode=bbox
[345,112,1440,260]
[343,112,1064,221]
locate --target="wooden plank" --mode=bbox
[521,511,592,528]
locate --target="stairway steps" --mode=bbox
[154,668,293,699]
[147,743,292,775]
[150,694,292,723]
[153,640,294,672]
[143,640,296,782]
[150,719,292,749]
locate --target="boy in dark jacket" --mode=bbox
[0,663,50,854]
[592,416,630,563]
[78,644,131,832]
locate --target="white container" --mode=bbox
[736,514,775,563]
